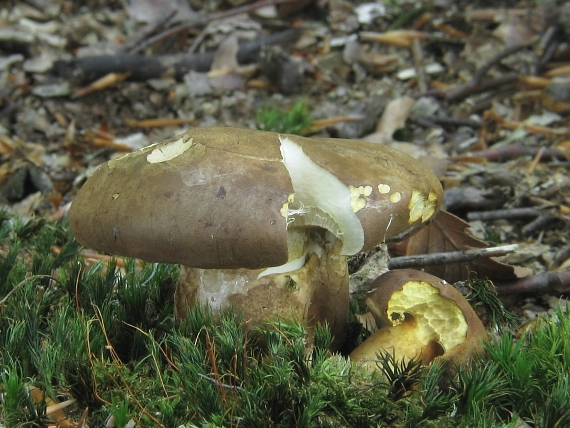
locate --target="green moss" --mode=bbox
[464,277,519,332]
[256,99,313,135]
[0,215,569,427]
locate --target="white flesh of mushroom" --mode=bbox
[259,136,365,278]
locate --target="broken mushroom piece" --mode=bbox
[350,269,487,371]
[69,127,443,349]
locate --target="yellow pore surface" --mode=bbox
[387,281,468,352]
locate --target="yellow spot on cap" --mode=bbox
[352,197,366,211]
[349,185,373,212]
[378,184,391,194]
[390,192,402,203]
[112,193,119,200]
[280,202,289,218]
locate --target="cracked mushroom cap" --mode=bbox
[350,269,488,371]
[69,127,443,270]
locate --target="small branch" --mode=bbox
[496,271,570,294]
[141,263,159,287]
[440,41,532,101]
[0,275,61,306]
[120,9,177,54]
[415,73,520,101]
[410,114,481,129]
[536,25,561,74]
[45,398,76,416]
[130,0,305,54]
[445,72,520,102]
[52,28,301,83]
[387,244,518,270]
[197,373,256,397]
[467,207,547,221]
[472,41,532,84]
[411,38,427,92]
[458,141,567,162]
[521,213,560,236]
[553,246,570,269]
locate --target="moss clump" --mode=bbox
[256,99,313,135]
[0,215,569,427]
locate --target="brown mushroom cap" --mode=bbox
[350,269,487,370]
[69,127,443,269]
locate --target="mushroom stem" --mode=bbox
[175,231,349,349]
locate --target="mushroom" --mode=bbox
[69,127,443,348]
[350,269,487,371]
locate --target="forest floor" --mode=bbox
[1,0,570,426]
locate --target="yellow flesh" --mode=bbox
[387,281,468,351]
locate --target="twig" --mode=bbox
[52,28,301,83]
[553,246,570,269]
[72,71,132,99]
[387,244,518,270]
[446,72,520,102]
[120,9,177,54]
[197,373,256,397]
[415,73,519,101]
[125,117,197,128]
[522,213,560,236]
[0,275,61,306]
[307,115,365,134]
[141,263,159,287]
[467,207,547,221]
[441,41,532,101]
[496,271,570,294]
[45,398,76,416]
[473,42,532,84]
[410,115,481,129]
[411,37,427,92]
[536,26,561,73]
[409,115,438,129]
[527,146,545,173]
[131,0,305,54]
[460,141,567,162]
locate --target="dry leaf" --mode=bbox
[389,210,516,283]
[126,0,196,23]
[362,96,416,145]
[209,34,239,75]
[29,386,78,428]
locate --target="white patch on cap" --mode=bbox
[279,135,364,255]
[147,136,193,163]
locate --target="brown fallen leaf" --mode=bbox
[359,30,429,48]
[389,210,516,283]
[29,386,78,428]
[71,72,132,99]
[363,96,416,145]
[125,117,197,128]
